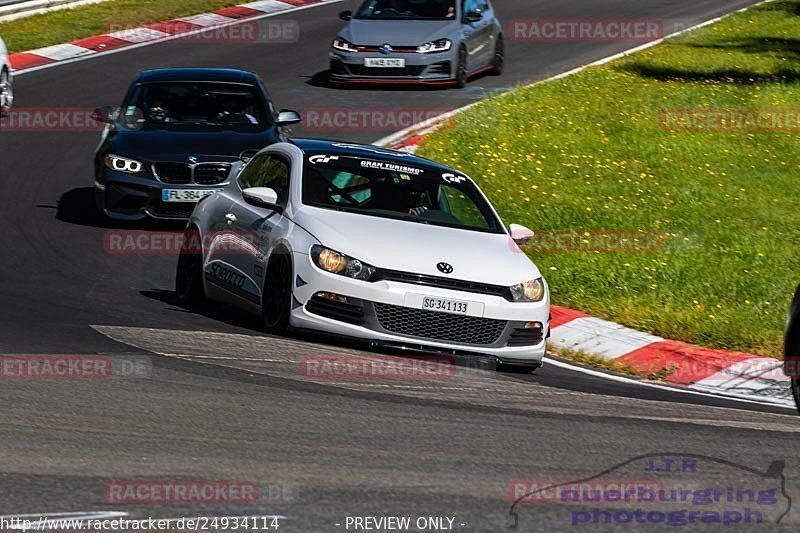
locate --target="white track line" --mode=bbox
[12,0,343,76]
[544,357,795,409]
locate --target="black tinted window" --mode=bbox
[356,0,456,20]
[124,82,271,129]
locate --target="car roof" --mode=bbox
[134,68,261,84]
[291,138,456,173]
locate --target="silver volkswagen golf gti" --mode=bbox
[330,0,504,87]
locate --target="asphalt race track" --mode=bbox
[1,0,799,530]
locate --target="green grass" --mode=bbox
[0,0,243,53]
[418,0,800,357]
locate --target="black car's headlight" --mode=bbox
[417,38,452,53]
[332,38,358,52]
[104,154,144,174]
[311,245,376,281]
[508,278,546,302]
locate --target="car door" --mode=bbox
[478,0,499,67]
[461,0,494,71]
[223,153,292,308]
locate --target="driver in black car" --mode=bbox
[143,89,175,123]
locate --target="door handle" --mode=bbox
[225,213,237,224]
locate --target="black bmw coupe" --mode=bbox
[93,68,301,220]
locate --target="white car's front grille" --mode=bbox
[374,303,507,345]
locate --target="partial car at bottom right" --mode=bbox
[784,284,800,413]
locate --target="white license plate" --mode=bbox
[405,294,484,316]
[364,57,405,68]
[162,189,221,203]
[422,297,470,315]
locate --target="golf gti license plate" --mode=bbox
[162,189,222,203]
[364,57,405,68]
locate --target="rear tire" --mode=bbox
[262,254,292,335]
[455,46,468,88]
[491,35,505,76]
[176,228,206,309]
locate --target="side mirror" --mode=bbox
[463,11,482,23]
[239,149,260,163]
[509,224,534,246]
[92,106,116,124]
[276,109,301,127]
[243,187,282,212]
[339,10,353,21]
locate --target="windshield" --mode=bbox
[123,81,271,130]
[303,154,503,233]
[355,0,457,20]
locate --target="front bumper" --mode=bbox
[291,251,549,363]
[95,168,229,221]
[329,49,456,84]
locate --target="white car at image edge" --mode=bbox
[0,37,13,117]
[176,139,550,371]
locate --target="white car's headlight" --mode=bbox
[417,38,452,54]
[105,154,144,174]
[312,245,376,281]
[509,278,546,302]
[332,38,358,53]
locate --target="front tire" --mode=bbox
[176,228,206,309]
[454,46,468,88]
[262,254,292,334]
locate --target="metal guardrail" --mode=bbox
[0,0,32,6]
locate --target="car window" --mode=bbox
[440,186,490,229]
[356,0,456,20]
[303,155,503,233]
[462,0,480,13]
[124,81,271,130]
[239,155,291,207]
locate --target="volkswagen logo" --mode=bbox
[379,43,393,55]
[437,262,454,274]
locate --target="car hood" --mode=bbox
[294,206,541,287]
[106,128,278,160]
[342,19,458,46]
